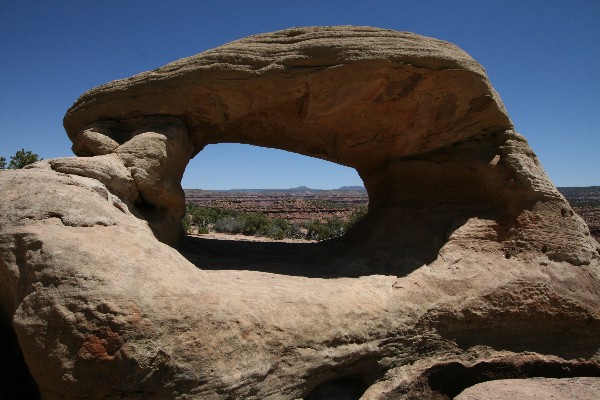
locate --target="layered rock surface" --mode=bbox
[454,377,600,399]
[1,26,599,399]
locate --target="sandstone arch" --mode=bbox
[63,26,595,266]
[1,26,599,399]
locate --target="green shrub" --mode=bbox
[182,215,191,233]
[284,223,303,239]
[346,205,368,227]
[214,216,245,234]
[327,217,346,237]
[241,212,271,236]
[303,214,362,241]
[263,225,286,240]
[182,203,368,241]
[268,218,290,239]
[304,220,331,241]
[272,217,289,230]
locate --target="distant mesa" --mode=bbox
[336,185,366,191]
[1,26,599,399]
[185,185,367,193]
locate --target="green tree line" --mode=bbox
[0,149,41,169]
[183,203,367,241]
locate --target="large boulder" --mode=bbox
[454,377,600,399]
[1,26,599,399]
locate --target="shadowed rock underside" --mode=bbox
[1,26,599,399]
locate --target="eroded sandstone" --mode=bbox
[455,377,600,400]
[1,26,599,399]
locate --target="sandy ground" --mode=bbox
[188,232,317,244]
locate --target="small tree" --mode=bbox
[2,149,42,169]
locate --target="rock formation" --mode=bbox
[1,26,599,399]
[454,377,600,399]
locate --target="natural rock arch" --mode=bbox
[63,26,594,266]
[1,26,599,399]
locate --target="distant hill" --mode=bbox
[336,186,367,191]
[557,186,600,196]
[185,185,366,194]
[558,186,600,207]
[187,185,598,197]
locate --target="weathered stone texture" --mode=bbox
[1,26,599,399]
[455,377,600,400]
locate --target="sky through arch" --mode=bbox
[183,144,363,190]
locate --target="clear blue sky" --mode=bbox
[1,1,598,189]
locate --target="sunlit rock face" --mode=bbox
[1,26,599,399]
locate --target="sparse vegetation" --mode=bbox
[0,149,41,169]
[306,199,348,209]
[183,203,367,241]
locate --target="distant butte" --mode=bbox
[1,26,599,399]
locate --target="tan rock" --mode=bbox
[455,377,600,400]
[71,122,120,156]
[65,27,511,179]
[46,154,138,204]
[112,116,193,244]
[62,26,596,266]
[1,26,599,399]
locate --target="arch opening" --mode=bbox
[64,115,532,278]
[178,143,377,278]
[182,144,368,243]
[174,133,508,278]
[61,23,549,274]
[60,24,594,274]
